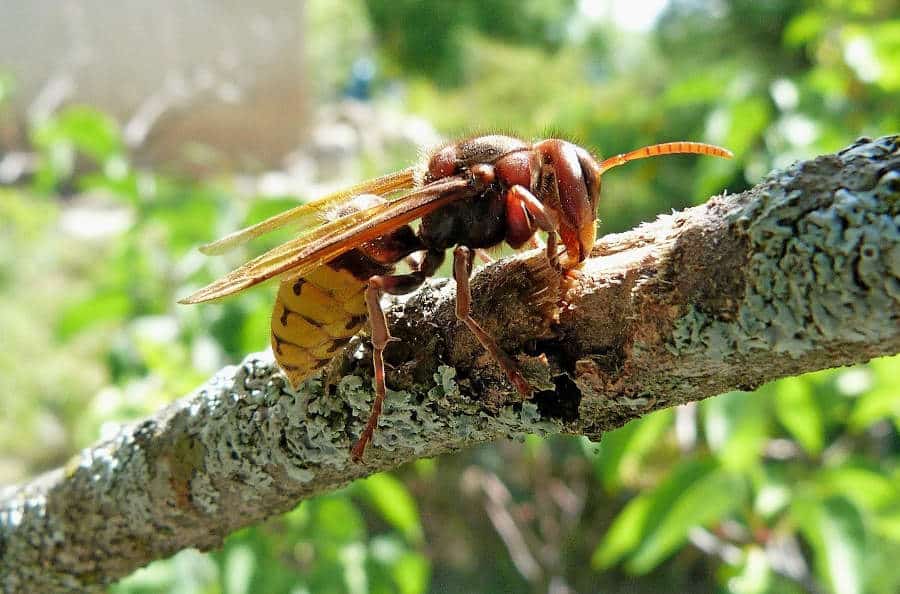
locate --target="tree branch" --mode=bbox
[2,135,898,591]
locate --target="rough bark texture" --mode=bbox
[2,135,899,592]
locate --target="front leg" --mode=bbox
[505,184,561,270]
[453,246,531,397]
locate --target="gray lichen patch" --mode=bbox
[670,136,900,360]
[179,349,567,509]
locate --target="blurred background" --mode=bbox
[1,1,898,592]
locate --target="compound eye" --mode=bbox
[553,143,591,230]
[576,147,602,213]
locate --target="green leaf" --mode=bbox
[627,465,745,573]
[703,391,769,471]
[848,386,899,431]
[873,509,900,542]
[849,356,900,431]
[592,408,674,491]
[725,98,771,159]
[728,545,772,594]
[774,376,825,455]
[239,295,276,354]
[358,473,423,543]
[868,21,900,90]
[594,459,745,573]
[817,464,897,512]
[312,496,367,546]
[784,10,826,47]
[413,457,437,478]
[32,105,123,163]
[392,552,430,594]
[754,478,792,520]
[592,491,654,570]
[146,195,219,251]
[223,544,255,594]
[57,290,131,339]
[870,355,900,387]
[664,67,736,107]
[795,496,867,594]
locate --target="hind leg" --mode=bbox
[351,250,445,461]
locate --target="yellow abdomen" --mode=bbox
[271,264,369,389]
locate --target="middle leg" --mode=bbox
[453,245,531,397]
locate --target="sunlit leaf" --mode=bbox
[391,552,430,594]
[850,356,900,431]
[867,21,900,90]
[727,545,771,594]
[816,463,897,512]
[592,408,674,491]
[339,542,368,594]
[773,376,824,455]
[594,459,745,573]
[312,496,367,545]
[870,355,900,386]
[702,391,769,471]
[358,473,423,543]
[57,290,131,339]
[34,106,122,159]
[627,465,745,573]
[726,98,771,159]
[592,489,654,569]
[784,10,826,47]
[795,496,867,594]
[873,509,900,542]
[223,544,255,594]
[754,479,792,520]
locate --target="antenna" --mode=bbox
[597,141,733,175]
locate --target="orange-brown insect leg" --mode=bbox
[475,249,495,264]
[505,184,561,268]
[514,184,559,233]
[516,184,561,270]
[545,230,561,271]
[351,250,445,461]
[351,280,395,462]
[453,246,531,398]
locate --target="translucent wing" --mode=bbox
[179,176,471,304]
[199,168,416,255]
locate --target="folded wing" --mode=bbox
[199,168,417,256]
[179,176,472,304]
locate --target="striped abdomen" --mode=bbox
[271,252,387,389]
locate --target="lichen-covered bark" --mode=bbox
[2,136,898,592]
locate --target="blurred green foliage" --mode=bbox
[1,1,898,593]
[116,488,428,594]
[363,0,576,84]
